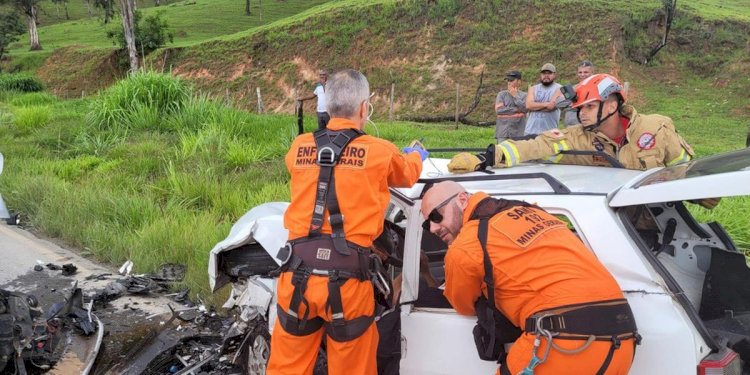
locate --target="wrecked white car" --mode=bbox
[209,148,750,375]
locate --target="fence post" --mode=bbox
[389,83,395,122]
[256,87,265,113]
[455,83,460,128]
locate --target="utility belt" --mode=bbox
[524,299,638,340]
[501,298,641,375]
[275,235,390,342]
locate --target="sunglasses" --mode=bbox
[426,193,458,225]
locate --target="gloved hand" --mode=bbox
[447,144,497,174]
[402,140,429,161]
[448,153,481,173]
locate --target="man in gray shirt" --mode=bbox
[494,70,527,143]
[561,60,595,126]
[524,63,563,135]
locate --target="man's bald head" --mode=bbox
[421,181,465,216]
[421,181,469,245]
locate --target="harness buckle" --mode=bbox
[317,146,337,166]
[369,255,391,297]
[328,269,341,282]
[277,243,293,265]
[329,213,344,226]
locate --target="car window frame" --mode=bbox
[617,204,720,352]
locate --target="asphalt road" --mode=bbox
[0,222,109,286]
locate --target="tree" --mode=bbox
[107,10,173,69]
[0,0,43,50]
[83,0,93,18]
[118,0,137,71]
[0,12,25,64]
[93,0,115,24]
[51,0,70,20]
[644,0,677,64]
[245,0,250,16]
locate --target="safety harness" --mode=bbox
[467,197,641,375]
[275,128,389,342]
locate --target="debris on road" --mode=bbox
[0,284,103,374]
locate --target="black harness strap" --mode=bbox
[309,128,363,256]
[326,273,374,342]
[596,336,621,375]
[470,198,528,364]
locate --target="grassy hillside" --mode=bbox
[5,0,329,55]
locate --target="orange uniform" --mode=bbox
[444,192,635,374]
[268,118,422,375]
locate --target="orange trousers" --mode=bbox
[498,333,635,375]
[267,272,378,375]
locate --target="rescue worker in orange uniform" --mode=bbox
[448,73,693,172]
[421,181,640,375]
[267,69,425,375]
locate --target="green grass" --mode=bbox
[1,0,160,27]
[6,0,330,55]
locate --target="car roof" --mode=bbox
[608,147,750,207]
[395,158,644,200]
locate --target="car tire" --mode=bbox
[240,317,327,375]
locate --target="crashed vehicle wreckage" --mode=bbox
[0,285,103,375]
[205,148,750,374]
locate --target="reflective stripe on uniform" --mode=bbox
[499,141,521,167]
[668,148,692,166]
[547,140,570,163]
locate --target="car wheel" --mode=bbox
[247,331,270,375]
[240,318,328,375]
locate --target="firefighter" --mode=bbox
[447,73,694,172]
[421,181,640,375]
[267,69,425,375]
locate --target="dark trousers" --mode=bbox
[317,112,330,130]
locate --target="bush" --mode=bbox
[86,70,191,130]
[13,105,52,131]
[0,73,44,92]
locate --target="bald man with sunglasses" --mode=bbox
[421,181,639,375]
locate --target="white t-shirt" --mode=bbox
[313,84,327,113]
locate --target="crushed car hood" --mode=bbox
[208,202,289,291]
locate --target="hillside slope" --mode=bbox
[11,0,750,123]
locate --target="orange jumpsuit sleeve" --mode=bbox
[386,144,423,187]
[443,241,484,316]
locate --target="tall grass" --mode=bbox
[13,106,52,131]
[86,70,191,131]
[9,92,58,106]
[0,74,44,92]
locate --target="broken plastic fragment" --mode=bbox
[118,260,134,276]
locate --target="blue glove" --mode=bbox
[402,145,429,161]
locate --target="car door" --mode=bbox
[397,202,499,374]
